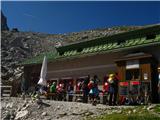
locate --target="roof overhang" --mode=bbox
[56,24,160,54]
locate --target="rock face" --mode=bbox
[1,31,57,95]
[1,11,9,31]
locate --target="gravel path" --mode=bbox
[1,97,132,120]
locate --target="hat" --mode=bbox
[108,74,114,83]
[90,80,94,84]
[109,74,114,77]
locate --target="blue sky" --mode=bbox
[1,1,160,34]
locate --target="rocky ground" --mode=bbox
[1,97,135,120]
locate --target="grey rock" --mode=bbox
[72,110,85,115]
[15,110,29,120]
[143,106,147,110]
[21,104,29,111]
[6,103,13,108]
[42,112,47,116]
[133,109,136,113]
[117,110,122,114]
[59,112,67,117]
[22,102,27,107]
[9,47,15,52]
[16,107,21,112]
[26,36,31,39]
[36,98,43,105]
[57,105,61,109]
[56,116,60,119]
[128,110,131,114]
[37,105,41,109]
[84,112,93,116]
[10,115,15,120]
[3,111,11,120]
[44,117,51,120]
[15,73,23,80]
[147,105,156,110]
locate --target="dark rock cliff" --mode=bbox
[1,11,9,31]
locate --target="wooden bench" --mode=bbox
[73,93,83,102]
[1,86,12,97]
[45,93,57,99]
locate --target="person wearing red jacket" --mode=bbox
[88,75,99,106]
[103,75,109,105]
[56,83,65,101]
[103,75,109,93]
[88,79,94,104]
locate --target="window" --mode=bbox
[59,52,64,56]
[126,69,140,80]
[77,48,83,52]
[117,40,125,45]
[146,34,156,40]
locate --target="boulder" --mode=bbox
[59,112,67,117]
[6,102,13,109]
[42,112,47,116]
[3,111,11,120]
[147,104,156,111]
[128,110,131,114]
[133,109,136,113]
[15,110,29,120]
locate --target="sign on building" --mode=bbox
[126,60,139,69]
[119,82,129,96]
[130,81,140,96]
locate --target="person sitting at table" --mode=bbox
[56,83,65,101]
[88,76,99,106]
[67,81,74,101]
[77,81,82,92]
[50,82,56,93]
